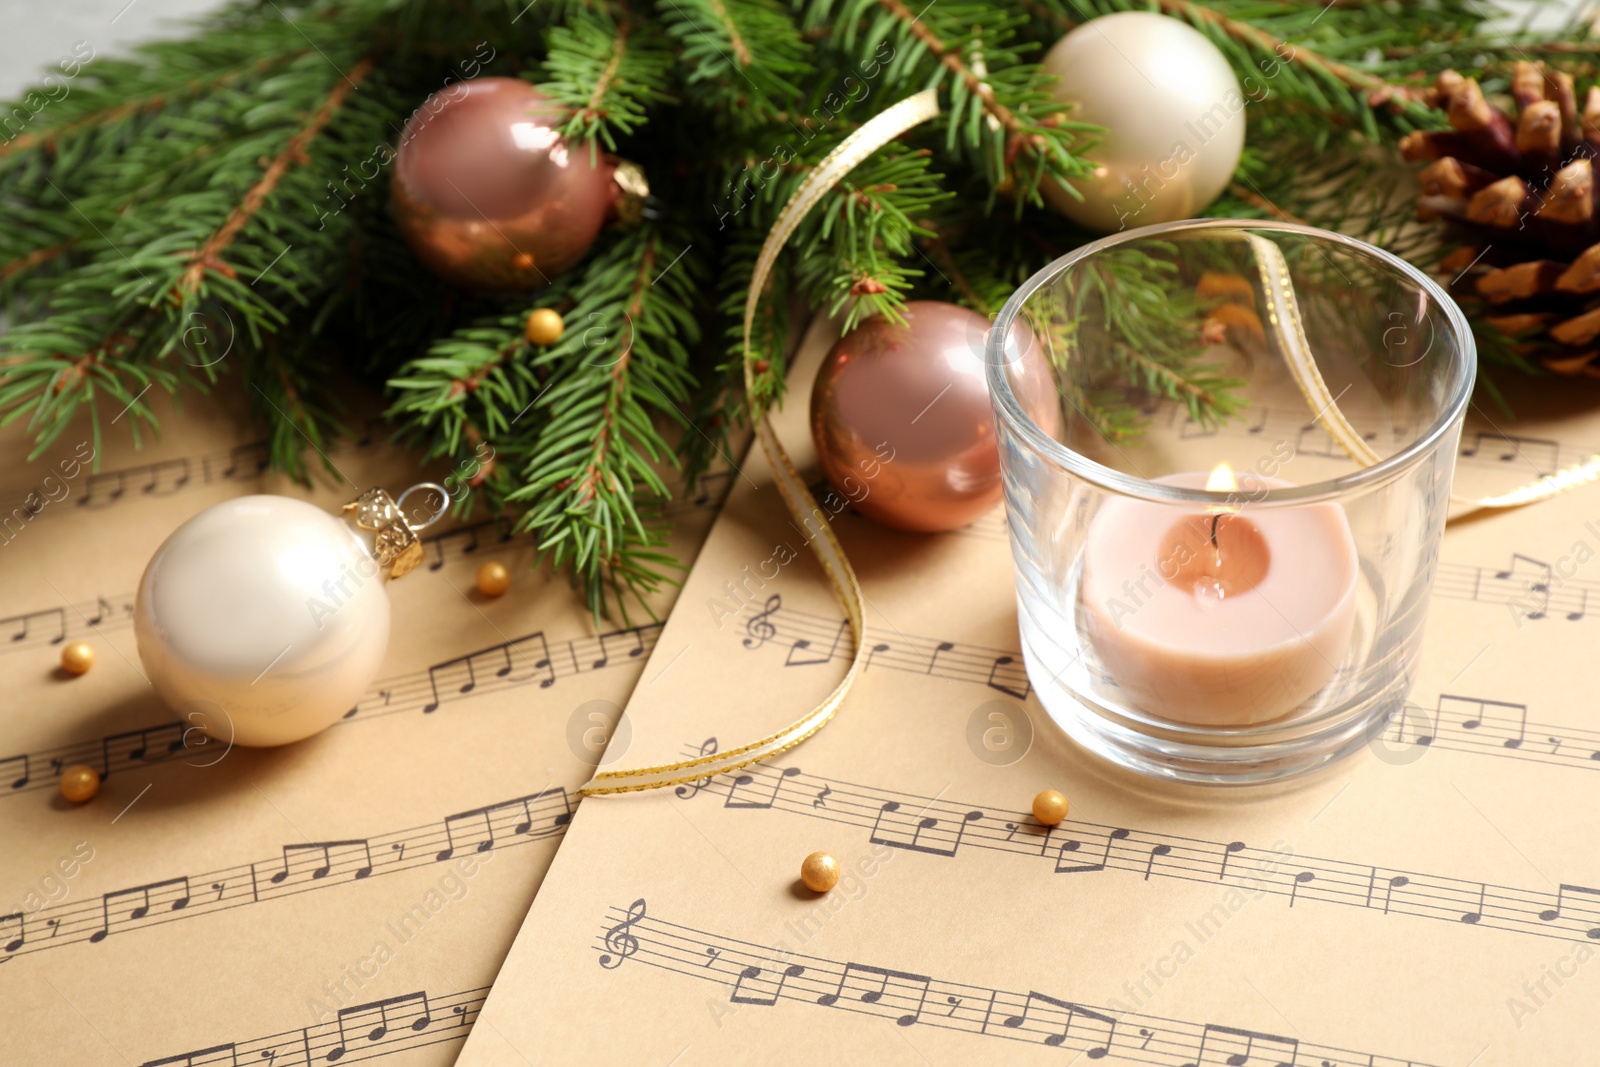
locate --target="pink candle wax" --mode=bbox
[1079,470,1358,726]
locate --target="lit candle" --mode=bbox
[1079,463,1358,726]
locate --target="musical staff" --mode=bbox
[2,623,660,800]
[1,788,571,961]
[1,468,733,660]
[592,900,1433,1066]
[673,759,1600,951]
[0,421,392,523]
[138,986,487,1066]
[737,595,1031,700]
[733,597,1600,780]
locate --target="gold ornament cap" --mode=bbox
[611,160,650,227]
[343,483,449,580]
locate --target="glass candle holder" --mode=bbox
[986,220,1474,784]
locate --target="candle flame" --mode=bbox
[1205,462,1238,493]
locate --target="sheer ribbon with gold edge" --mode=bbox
[1248,233,1600,511]
[577,89,944,796]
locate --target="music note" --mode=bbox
[1495,552,1552,618]
[1184,1023,1300,1067]
[269,841,374,885]
[813,785,832,809]
[325,992,432,1061]
[105,722,185,768]
[1567,588,1588,622]
[1055,829,1130,874]
[743,594,781,650]
[1378,874,1411,914]
[927,640,955,674]
[1145,843,1173,880]
[598,899,647,968]
[88,877,192,943]
[502,631,556,688]
[3,754,29,790]
[451,1005,469,1025]
[2,911,23,953]
[985,655,1030,699]
[729,962,806,1006]
[705,947,720,967]
[79,470,127,507]
[1218,841,1246,880]
[1139,1028,1157,1049]
[1444,693,1530,750]
[211,882,226,902]
[143,458,191,495]
[6,607,68,646]
[391,842,406,863]
[87,597,115,626]
[724,766,801,810]
[869,802,982,857]
[785,619,848,667]
[1288,870,1316,907]
[1461,884,1487,924]
[1538,884,1600,937]
[1003,991,1117,1053]
[816,963,931,1027]
[592,628,646,669]
[142,1043,239,1067]
[944,996,962,1017]
[220,442,270,479]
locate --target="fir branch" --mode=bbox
[178,57,376,297]
[538,9,674,150]
[659,0,811,127]
[0,53,307,162]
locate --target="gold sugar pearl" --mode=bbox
[1032,789,1070,827]
[59,764,100,804]
[60,641,95,676]
[524,307,565,347]
[800,851,840,893]
[475,561,512,598]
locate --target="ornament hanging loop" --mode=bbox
[397,482,452,531]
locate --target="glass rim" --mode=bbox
[984,218,1478,506]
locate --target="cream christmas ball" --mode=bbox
[1041,12,1246,232]
[134,495,390,747]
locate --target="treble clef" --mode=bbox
[674,738,720,800]
[742,594,782,650]
[598,898,647,968]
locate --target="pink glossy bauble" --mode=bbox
[810,302,1003,533]
[392,78,619,291]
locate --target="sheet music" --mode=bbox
[450,317,1600,1066]
[0,384,725,1066]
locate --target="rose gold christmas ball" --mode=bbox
[810,301,1002,532]
[392,78,619,292]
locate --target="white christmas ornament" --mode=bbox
[134,487,441,747]
[1040,12,1247,232]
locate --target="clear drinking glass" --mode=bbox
[986,220,1474,784]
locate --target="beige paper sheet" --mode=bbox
[453,315,1600,1067]
[0,383,725,1067]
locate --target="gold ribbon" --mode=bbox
[578,89,944,795]
[1249,234,1600,512]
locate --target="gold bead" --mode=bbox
[1032,789,1069,826]
[60,641,94,675]
[475,561,512,597]
[525,307,565,346]
[59,764,99,804]
[800,851,840,893]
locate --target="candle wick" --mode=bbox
[1210,512,1221,550]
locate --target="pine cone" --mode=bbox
[1403,63,1600,375]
